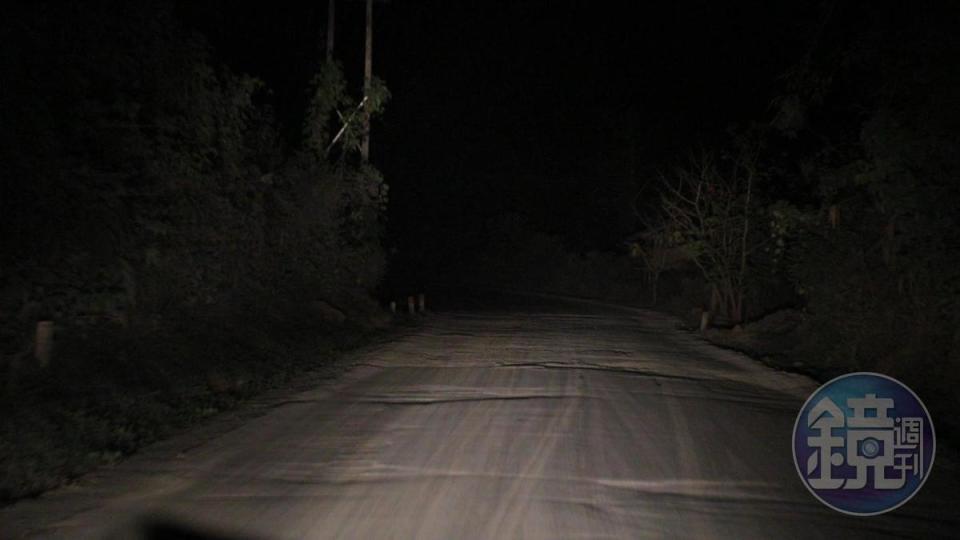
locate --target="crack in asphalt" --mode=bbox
[352,394,592,406]
[495,361,706,382]
[264,394,594,409]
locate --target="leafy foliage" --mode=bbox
[304,62,391,160]
[303,62,350,158]
[757,3,960,436]
[634,7,960,440]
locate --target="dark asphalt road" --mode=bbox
[2,294,958,538]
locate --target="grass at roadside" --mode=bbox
[0,296,391,505]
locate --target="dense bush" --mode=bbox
[763,4,960,438]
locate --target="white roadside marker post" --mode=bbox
[34,321,54,368]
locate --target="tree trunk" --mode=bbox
[360,0,373,162]
[709,284,721,315]
[731,289,744,324]
[326,0,335,63]
[736,165,753,324]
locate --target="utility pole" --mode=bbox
[360,0,373,162]
[326,0,336,63]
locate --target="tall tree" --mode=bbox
[658,143,761,325]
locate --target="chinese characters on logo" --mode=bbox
[805,393,924,490]
[793,373,935,515]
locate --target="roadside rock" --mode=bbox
[309,300,347,324]
[701,308,804,360]
[750,308,804,335]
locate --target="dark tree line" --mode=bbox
[0,1,388,357]
[639,2,960,435]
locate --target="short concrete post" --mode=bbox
[417,293,426,313]
[699,310,711,332]
[407,296,416,315]
[34,320,54,368]
[389,301,397,314]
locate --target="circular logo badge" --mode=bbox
[792,372,935,516]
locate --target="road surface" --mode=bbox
[2,294,959,538]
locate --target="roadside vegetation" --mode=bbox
[0,2,390,503]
